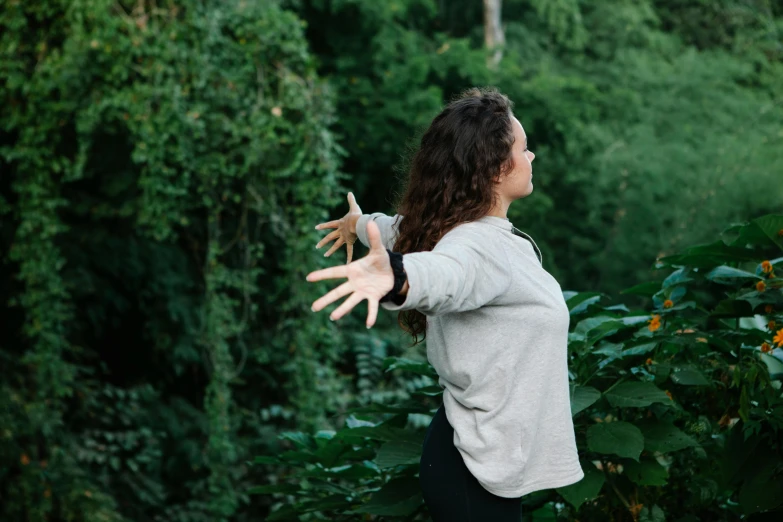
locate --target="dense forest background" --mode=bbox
[1,0,781,520]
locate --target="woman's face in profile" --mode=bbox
[503,115,536,200]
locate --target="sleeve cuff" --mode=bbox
[356,214,373,248]
[379,255,418,311]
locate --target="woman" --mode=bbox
[307,88,583,521]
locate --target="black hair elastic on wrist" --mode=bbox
[380,249,407,305]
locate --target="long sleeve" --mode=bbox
[356,213,403,250]
[380,228,512,316]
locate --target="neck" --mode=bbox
[486,198,511,219]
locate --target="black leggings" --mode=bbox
[419,403,523,521]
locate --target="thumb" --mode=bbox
[366,220,383,251]
[347,191,358,210]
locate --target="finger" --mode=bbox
[306,264,348,282]
[324,237,345,257]
[330,292,364,321]
[366,220,384,251]
[366,298,379,329]
[346,241,354,264]
[348,192,362,213]
[316,229,340,249]
[315,219,340,230]
[311,281,353,313]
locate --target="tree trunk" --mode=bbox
[483,0,504,69]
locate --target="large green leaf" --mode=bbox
[669,366,711,386]
[621,342,658,356]
[657,239,768,268]
[705,266,761,285]
[662,267,695,288]
[278,449,320,464]
[570,384,601,416]
[623,458,669,486]
[604,381,673,408]
[586,421,644,461]
[636,420,700,453]
[280,431,318,451]
[727,214,783,252]
[313,437,355,468]
[572,316,627,346]
[556,463,605,510]
[566,293,603,315]
[351,477,422,516]
[375,439,422,468]
[621,281,661,297]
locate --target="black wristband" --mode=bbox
[380,249,407,305]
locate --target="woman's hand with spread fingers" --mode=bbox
[314,191,362,264]
[306,221,393,329]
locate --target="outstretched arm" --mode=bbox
[307,222,509,327]
[379,229,511,316]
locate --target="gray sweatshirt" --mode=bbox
[355,212,584,498]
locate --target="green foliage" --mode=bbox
[1,0,348,520]
[254,214,783,520]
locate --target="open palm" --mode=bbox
[306,220,394,328]
[315,191,362,263]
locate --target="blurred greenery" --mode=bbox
[1,0,781,520]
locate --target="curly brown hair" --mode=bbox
[390,87,517,345]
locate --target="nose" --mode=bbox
[529,151,535,162]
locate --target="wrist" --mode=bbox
[348,214,361,235]
[380,249,408,304]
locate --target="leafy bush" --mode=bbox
[1,1,345,520]
[254,213,783,521]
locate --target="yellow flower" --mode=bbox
[761,342,771,353]
[648,314,661,332]
[665,390,673,400]
[769,320,777,331]
[645,358,653,365]
[756,281,766,292]
[766,304,775,314]
[20,454,30,466]
[761,260,773,273]
[663,299,674,308]
[774,329,783,347]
